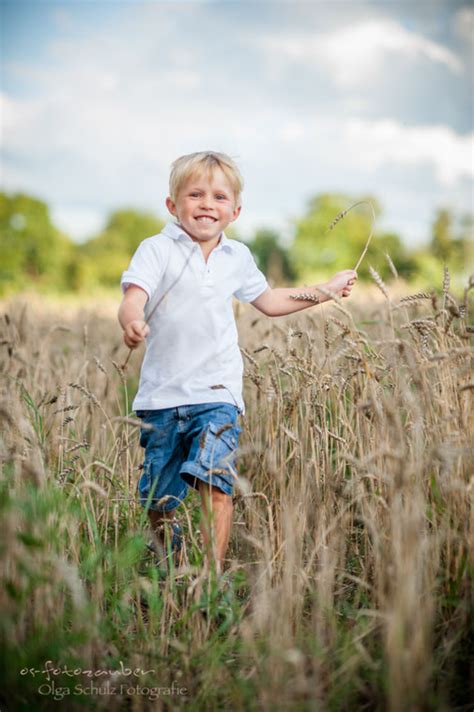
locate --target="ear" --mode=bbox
[166,196,177,216]
[231,205,241,222]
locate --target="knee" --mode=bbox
[200,482,232,509]
[211,488,233,509]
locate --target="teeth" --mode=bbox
[196,217,216,224]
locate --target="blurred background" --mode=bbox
[1,0,473,296]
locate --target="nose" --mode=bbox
[199,194,214,210]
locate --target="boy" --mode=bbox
[118,150,356,575]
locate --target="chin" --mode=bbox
[200,234,219,242]
[196,227,221,238]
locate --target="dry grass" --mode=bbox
[0,276,472,711]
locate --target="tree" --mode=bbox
[247,229,295,284]
[452,213,473,274]
[372,232,417,281]
[431,209,453,262]
[424,209,473,280]
[0,192,75,294]
[79,209,165,288]
[291,193,411,281]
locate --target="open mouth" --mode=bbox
[195,216,217,224]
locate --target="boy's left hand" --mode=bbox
[325,270,358,298]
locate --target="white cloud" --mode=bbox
[257,19,463,87]
[1,90,40,138]
[345,119,474,186]
[3,69,472,242]
[249,114,474,188]
[1,4,472,247]
[454,6,474,44]
[278,121,306,143]
[52,205,105,242]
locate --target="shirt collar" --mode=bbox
[161,221,235,252]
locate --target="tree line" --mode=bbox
[0,191,472,296]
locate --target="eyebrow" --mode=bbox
[188,186,230,195]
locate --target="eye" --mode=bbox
[189,192,201,198]
[216,194,227,200]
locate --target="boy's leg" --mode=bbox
[198,480,233,575]
[148,508,175,540]
[178,402,241,574]
[137,408,188,564]
[148,508,182,563]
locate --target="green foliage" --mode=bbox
[431,209,473,272]
[0,477,94,710]
[291,193,415,281]
[0,192,75,295]
[1,190,471,295]
[0,194,165,293]
[431,209,452,262]
[78,209,165,289]
[247,228,296,284]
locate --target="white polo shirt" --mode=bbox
[121,221,268,413]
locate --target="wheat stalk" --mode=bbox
[326,199,377,271]
[121,243,197,369]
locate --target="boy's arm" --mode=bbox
[118,286,150,348]
[251,270,357,317]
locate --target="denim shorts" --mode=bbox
[136,402,242,512]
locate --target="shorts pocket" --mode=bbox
[138,458,156,503]
[199,421,241,474]
[136,410,152,419]
[139,456,188,511]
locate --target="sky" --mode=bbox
[1,0,473,246]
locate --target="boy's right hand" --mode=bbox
[325,270,358,298]
[123,320,150,349]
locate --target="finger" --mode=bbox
[131,323,145,337]
[134,325,149,340]
[125,330,139,343]
[132,324,147,339]
[125,333,140,347]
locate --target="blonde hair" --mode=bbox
[169,151,244,207]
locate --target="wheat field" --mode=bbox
[0,274,472,711]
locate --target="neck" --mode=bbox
[176,223,222,259]
[200,234,222,261]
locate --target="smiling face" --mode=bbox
[165,167,241,245]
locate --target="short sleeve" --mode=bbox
[120,237,167,300]
[233,248,269,303]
